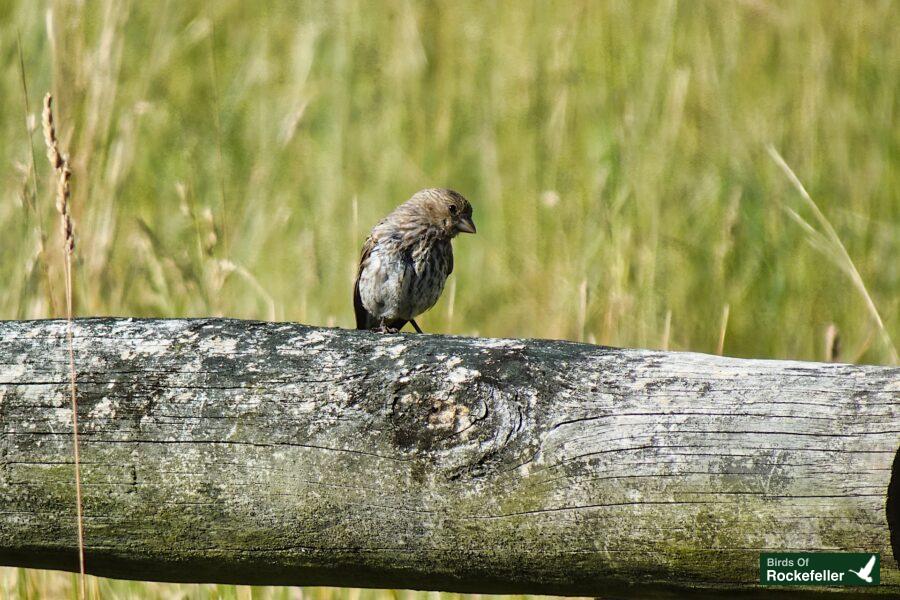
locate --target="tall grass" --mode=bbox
[41,91,86,599]
[1,0,898,597]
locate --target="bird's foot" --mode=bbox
[375,324,400,334]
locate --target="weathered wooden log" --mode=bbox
[0,318,897,597]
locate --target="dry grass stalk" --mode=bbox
[208,22,229,254]
[42,92,86,600]
[824,323,841,362]
[43,94,74,255]
[767,145,898,365]
[661,309,672,351]
[445,277,457,332]
[577,278,588,342]
[716,303,730,356]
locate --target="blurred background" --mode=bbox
[1,0,898,597]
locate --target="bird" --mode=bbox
[848,555,876,583]
[354,188,476,333]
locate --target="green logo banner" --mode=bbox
[760,553,879,586]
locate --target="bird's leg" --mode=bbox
[375,319,400,334]
[410,319,423,333]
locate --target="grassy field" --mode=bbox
[1,0,898,597]
[1,569,541,600]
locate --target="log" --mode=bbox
[0,318,898,597]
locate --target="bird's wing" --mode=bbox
[861,555,876,576]
[354,235,376,329]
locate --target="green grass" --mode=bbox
[1,570,546,600]
[1,0,898,597]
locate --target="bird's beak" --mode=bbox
[455,216,476,234]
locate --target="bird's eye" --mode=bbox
[449,205,458,215]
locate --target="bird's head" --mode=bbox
[408,188,476,238]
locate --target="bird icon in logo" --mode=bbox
[848,555,877,583]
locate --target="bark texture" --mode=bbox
[0,318,898,597]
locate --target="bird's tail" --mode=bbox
[356,310,378,330]
[354,282,376,329]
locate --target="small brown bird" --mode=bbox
[354,188,476,333]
